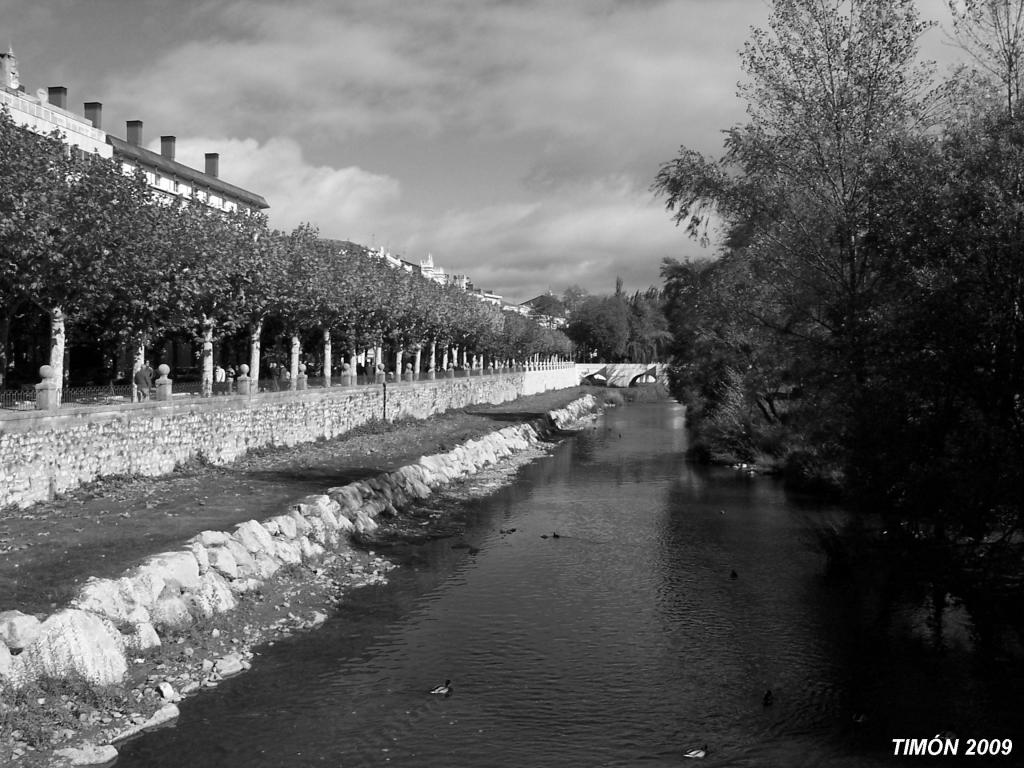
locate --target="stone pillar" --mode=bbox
[445,365,455,379]
[403,363,414,382]
[375,363,386,384]
[341,362,353,386]
[155,364,172,401]
[34,365,59,410]
[236,364,252,396]
[296,363,308,390]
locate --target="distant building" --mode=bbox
[419,253,449,285]
[470,288,503,306]
[521,292,567,329]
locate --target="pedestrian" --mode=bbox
[134,361,153,401]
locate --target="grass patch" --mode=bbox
[0,675,127,748]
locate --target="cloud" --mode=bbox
[397,174,708,300]
[163,136,402,240]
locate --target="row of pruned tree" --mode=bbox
[655,0,1024,540]
[0,108,570,394]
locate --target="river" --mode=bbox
[114,401,1022,767]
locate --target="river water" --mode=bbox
[115,401,1022,767]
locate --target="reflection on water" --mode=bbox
[116,402,1022,768]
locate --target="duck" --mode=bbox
[429,679,452,695]
[730,569,738,580]
[552,532,561,539]
[763,689,774,707]
[683,744,707,759]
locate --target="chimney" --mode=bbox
[204,152,219,178]
[83,102,102,129]
[160,135,176,161]
[126,120,143,145]
[47,86,67,109]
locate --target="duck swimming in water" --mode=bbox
[763,689,774,706]
[683,744,707,759]
[429,680,452,695]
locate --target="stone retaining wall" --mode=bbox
[0,394,599,694]
[0,366,579,511]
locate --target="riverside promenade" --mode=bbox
[0,386,591,616]
[0,386,599,768]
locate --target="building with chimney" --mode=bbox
[107,122,268,214]
[0,47,112,158]
[0,46,267,214]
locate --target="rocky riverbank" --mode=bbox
[0,392,602,767]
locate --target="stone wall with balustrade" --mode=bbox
[0,365,579,511]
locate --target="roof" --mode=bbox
[107,136,269,210]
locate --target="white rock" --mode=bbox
[214,652,244,677]
[274,539,303,566]
[224,538,257,578]
[252,550,283,579]
[121,569,166,611]
[304,516,328,546]
[227,578,263,595]
[18,609,128,687]
[193,530,232,547]
[0,638,13,683]
[137,551,201,594]
[72,578,133,624]
[149,596,194,632]
[299,537,325,563]
[266,514,298,539]
[354,511,379,534]
[122,621,161,653]
[185,571,237,620]
[206,545,239,580]
[52,743,119,766]
[233,520,275,554]
[156,681,179,701]
[185,541,210,575]
[0,610,42,651]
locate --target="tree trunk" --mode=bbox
[323,328,332,386]
[289,334,300,390]
[441,345,449,370]
[249,318,263,386]
[201,315,214,397]
[395,347,403,378]
[413,344,422,378]
[428,340,436,371]
[0,312,11,389]
[50,306,65,404]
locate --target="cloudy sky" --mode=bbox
[3,0,960,303]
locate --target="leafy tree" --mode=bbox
[567,295,630,362]
[654,0,935,475]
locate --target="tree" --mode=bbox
[654,0,935,475]
[567,295,630,362]
[948,0,1024,117]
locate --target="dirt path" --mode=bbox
[0,388,590,615]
